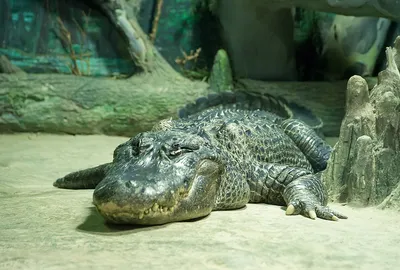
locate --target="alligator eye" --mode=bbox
[169,149,183,156]
[169,143,194,157]
[169,148,192,157]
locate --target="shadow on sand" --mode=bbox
[76,206,209,235]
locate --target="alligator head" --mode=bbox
[92,130,223,225]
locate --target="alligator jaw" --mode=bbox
[93,187,190,225]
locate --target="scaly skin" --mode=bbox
[54,107,347,225]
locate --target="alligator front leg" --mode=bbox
[253,164,347,221]
[53,163,111,189]
[282,172,347,221]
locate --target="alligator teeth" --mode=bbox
[133,191,187,219]
[152,203,159,212]
[178,187,188,198]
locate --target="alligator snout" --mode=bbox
[91,160,191,224]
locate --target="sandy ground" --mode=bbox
[1,133,400,270]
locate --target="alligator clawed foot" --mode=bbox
[285,200,348,221]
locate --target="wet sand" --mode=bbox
[0,133,399,270]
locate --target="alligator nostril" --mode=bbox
[130,138,140,156]
[131,147,139,156]
[125,181,132,188]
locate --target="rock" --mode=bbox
[323,37,400,210]
[208,49,233,92]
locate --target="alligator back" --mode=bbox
[178,91,324,135]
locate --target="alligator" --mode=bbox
[54,91,347,225]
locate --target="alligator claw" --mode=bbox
[285,200,348,221]
[285,204,295,215]
[308,210,317,220]
[285,203,301,215]
[315,205,348,221]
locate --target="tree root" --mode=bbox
[323,37,400,210]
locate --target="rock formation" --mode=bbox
[323,37,400,211]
